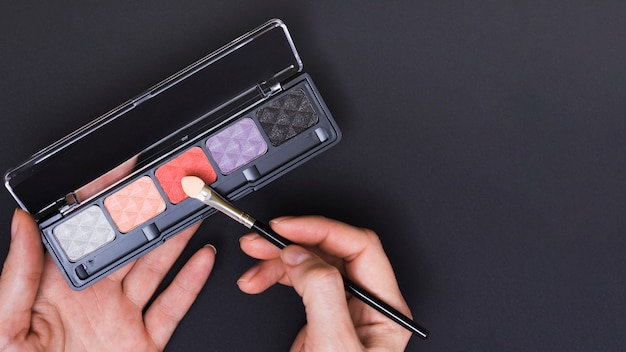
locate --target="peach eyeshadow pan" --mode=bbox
[104,176,166,233]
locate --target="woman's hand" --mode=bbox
[0,209,215,351]
[238,216,412,351]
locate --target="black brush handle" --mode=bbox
[342,276,429,339]
[250,221,429,339]
[251,221,293,248]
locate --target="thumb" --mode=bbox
[281,245,361,348]
[0,209,44,329]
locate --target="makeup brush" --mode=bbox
[181,176,429,339]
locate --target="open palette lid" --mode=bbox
[5,19,302,219]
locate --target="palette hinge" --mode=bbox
[259,81,282,98]
[258,64,295,98]
[59,192,79,215]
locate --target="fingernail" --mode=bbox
[237,264,261,284]
[282,246,312,266]
[269,216,294,225]
[204,244,217,255]
[239,233,261,243]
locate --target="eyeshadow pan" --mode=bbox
[206,117,268,174]
[104,176,166,233]
[257,88,319,146]
[155,147,217,204]
[53,205,115,262]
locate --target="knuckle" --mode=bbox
[361,227,381,243]
[305,264,343,290]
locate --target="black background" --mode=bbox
[1,1,625,351]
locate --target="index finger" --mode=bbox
[269,216,408,306]
[122,221,202,308]
[270,215,381,260]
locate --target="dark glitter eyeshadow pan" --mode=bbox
[257,88,319,146]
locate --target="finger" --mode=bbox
[270,215,374,259]
[281,245,362,349]
[239,233,281,260]
[290,327,307,352]
[237,257,287,294]
[270,216,408,310]
[122,221,202,309]
[0,209,44,331]
[144,244,215,350]
[239,232,340,268]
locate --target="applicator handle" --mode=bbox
[250,221,293,249]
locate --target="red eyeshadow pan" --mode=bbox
[155,147,217,204]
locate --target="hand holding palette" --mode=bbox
[4,19,341,289]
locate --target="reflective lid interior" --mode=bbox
[5,19,302,217]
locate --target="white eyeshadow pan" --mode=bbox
[52,205,116,261]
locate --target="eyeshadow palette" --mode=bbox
[4,19,341,289]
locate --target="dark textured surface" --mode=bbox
[1,2,625,351]
[257,88,319,146]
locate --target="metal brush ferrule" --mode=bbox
[199,186,255,228]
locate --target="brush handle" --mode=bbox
[342,276,429,339]
[250,221,429,339]
[251,221,293,248]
